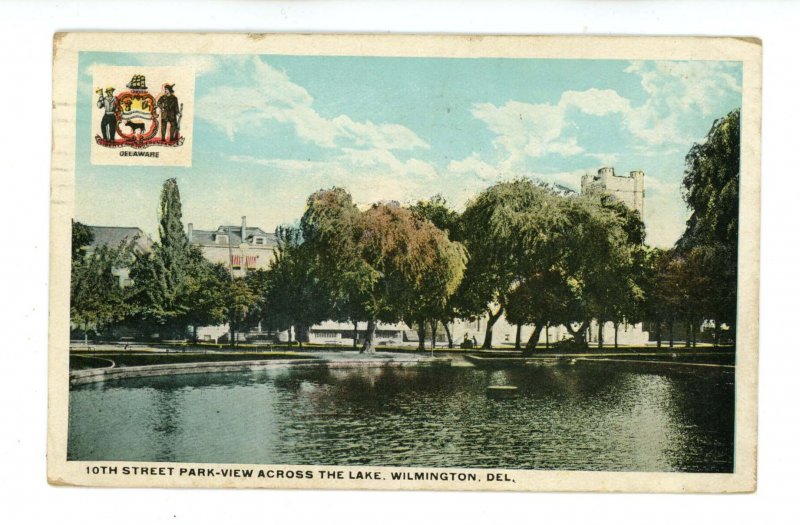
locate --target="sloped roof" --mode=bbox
[88,226,153,252]
[190,225,277,247]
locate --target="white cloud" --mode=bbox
[447,153,502,183]
[226,147,438,212]
[624,61,742,145]
[560,88,633,116]
[197,56,429,152]
[469,88,631,172]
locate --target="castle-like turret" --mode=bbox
[581,166,645,215]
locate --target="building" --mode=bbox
[86,225,153,287]
[581,166,645,215]
[188,216,277,277]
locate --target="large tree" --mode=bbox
[561,197,646,349]
[459,180,564,349]
[678,108,741,333]
[129,178,207,339]
[300,188,375,347]
[409,195,465,349]
[262,225,333,346]
[301,189,465,353]
[70,222,133,341]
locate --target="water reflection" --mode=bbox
[68,363,734,472]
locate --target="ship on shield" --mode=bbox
[95,73,185,149]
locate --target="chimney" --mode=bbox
[241,216,247,243]
[187,223,193,242]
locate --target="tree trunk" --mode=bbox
[668,317,674,349]
[353,321,358,350]
[360,318,377,353]
[288,324,293,346]
[514,324,522,350]
[714,319,720,349]
[685,320,691,348]
[193,325,198,344]
[598,320,604,350]
[481,306,504,349]
[296,324,303,348]
[614,322,619,349]
[566,319,590,347]
[430,320,438,351]
[522,323,545,356]
[416,321,426,351]
[442,321,453,349]
[545,323,550,350]
[656,320,662,349]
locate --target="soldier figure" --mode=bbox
[97,87,118,141]
[157,84,180,142]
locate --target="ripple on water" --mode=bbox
[68,362,734,472]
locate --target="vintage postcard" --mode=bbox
[49,33,761,492]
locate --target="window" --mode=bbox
[254,237,265,245]
[217,234,229,244]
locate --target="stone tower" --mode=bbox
[580,167,645,215]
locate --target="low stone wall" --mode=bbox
[69,356,451,387]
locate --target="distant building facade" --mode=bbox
[581,166,645,215]
[188,216,277,277]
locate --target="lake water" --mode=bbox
[68,359,734,472]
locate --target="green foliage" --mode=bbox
[678,108,740,327]
[261,225,332,340]
[409,196,467,348]
[70,241,134,337]
[300,189,466,352]
[459,179,646,351]
[71,220,94,261]
[129,178,215,339]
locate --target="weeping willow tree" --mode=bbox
[301,188,466,353]
[677,108,740,341]
[459,180,560,349]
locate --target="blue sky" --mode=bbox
[75,52,742,248]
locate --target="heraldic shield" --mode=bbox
[95,73,185,149]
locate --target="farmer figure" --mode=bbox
[157,83,180,142]
[97,87,118,141]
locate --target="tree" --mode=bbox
[183,259,228,343]
[71,220,94,261]
[301,189,466,353]
[678,108,740,332]
[301,188,375,345]
[129,178,203,339]
[357,202,466,352]
[409,195,465,349]
[459,180,564,349]
[262,225,332,346]
[70,237,133,342]
[568,197,646,349]
[222,274,259,347]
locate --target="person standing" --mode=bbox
[97,87,118,141]
[157,83,180,142]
